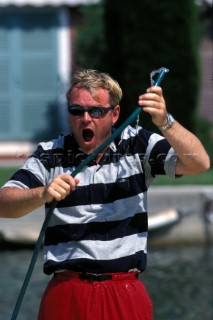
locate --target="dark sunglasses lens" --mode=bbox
[89,108,105,118]
[68,107,84,116]
[68,106,112,118]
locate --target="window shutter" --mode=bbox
[0,18,11,136]
[0,10,59,141]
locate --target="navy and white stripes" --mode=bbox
[2,125,177,275]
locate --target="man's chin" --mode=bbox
[79,141,96,155]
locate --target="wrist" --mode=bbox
[41,187,52,204]
[158,113,174,131]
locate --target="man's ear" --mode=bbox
[112,105,120,125]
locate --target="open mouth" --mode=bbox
[82,129,94,142]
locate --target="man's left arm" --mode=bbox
[158,120,210,175]
[138,86,210,175]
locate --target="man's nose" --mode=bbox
[82,110,92,121]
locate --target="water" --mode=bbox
[142,245,213,320]
[0,245,212,320]
[0,250,50,320]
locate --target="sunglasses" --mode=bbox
[68,104,115,119]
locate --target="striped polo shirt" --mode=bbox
[3,125,177,275]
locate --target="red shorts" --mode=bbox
[38,271,152,320]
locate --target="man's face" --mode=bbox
[69,87,120,154]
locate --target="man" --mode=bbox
[0,69,210,320]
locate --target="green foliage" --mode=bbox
[152,168,213,186]
[74,4,106,70]
[0,166,212,187]
[0,167,18,187]
[194,116,213,166]
[74,1,209,148]
[103,0,200,130]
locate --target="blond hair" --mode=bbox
[66,69,122,106]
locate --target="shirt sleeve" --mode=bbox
[139,130,178,186]
[2,145,50,190]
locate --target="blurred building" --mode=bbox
[0,0,212,162]
[198,0,213,125]
[0,0,97,147]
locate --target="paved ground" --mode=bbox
[148,185,213,245]
[0,186,213,247]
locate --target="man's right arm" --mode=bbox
[0,187,47,218]
[0,174,80,218]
